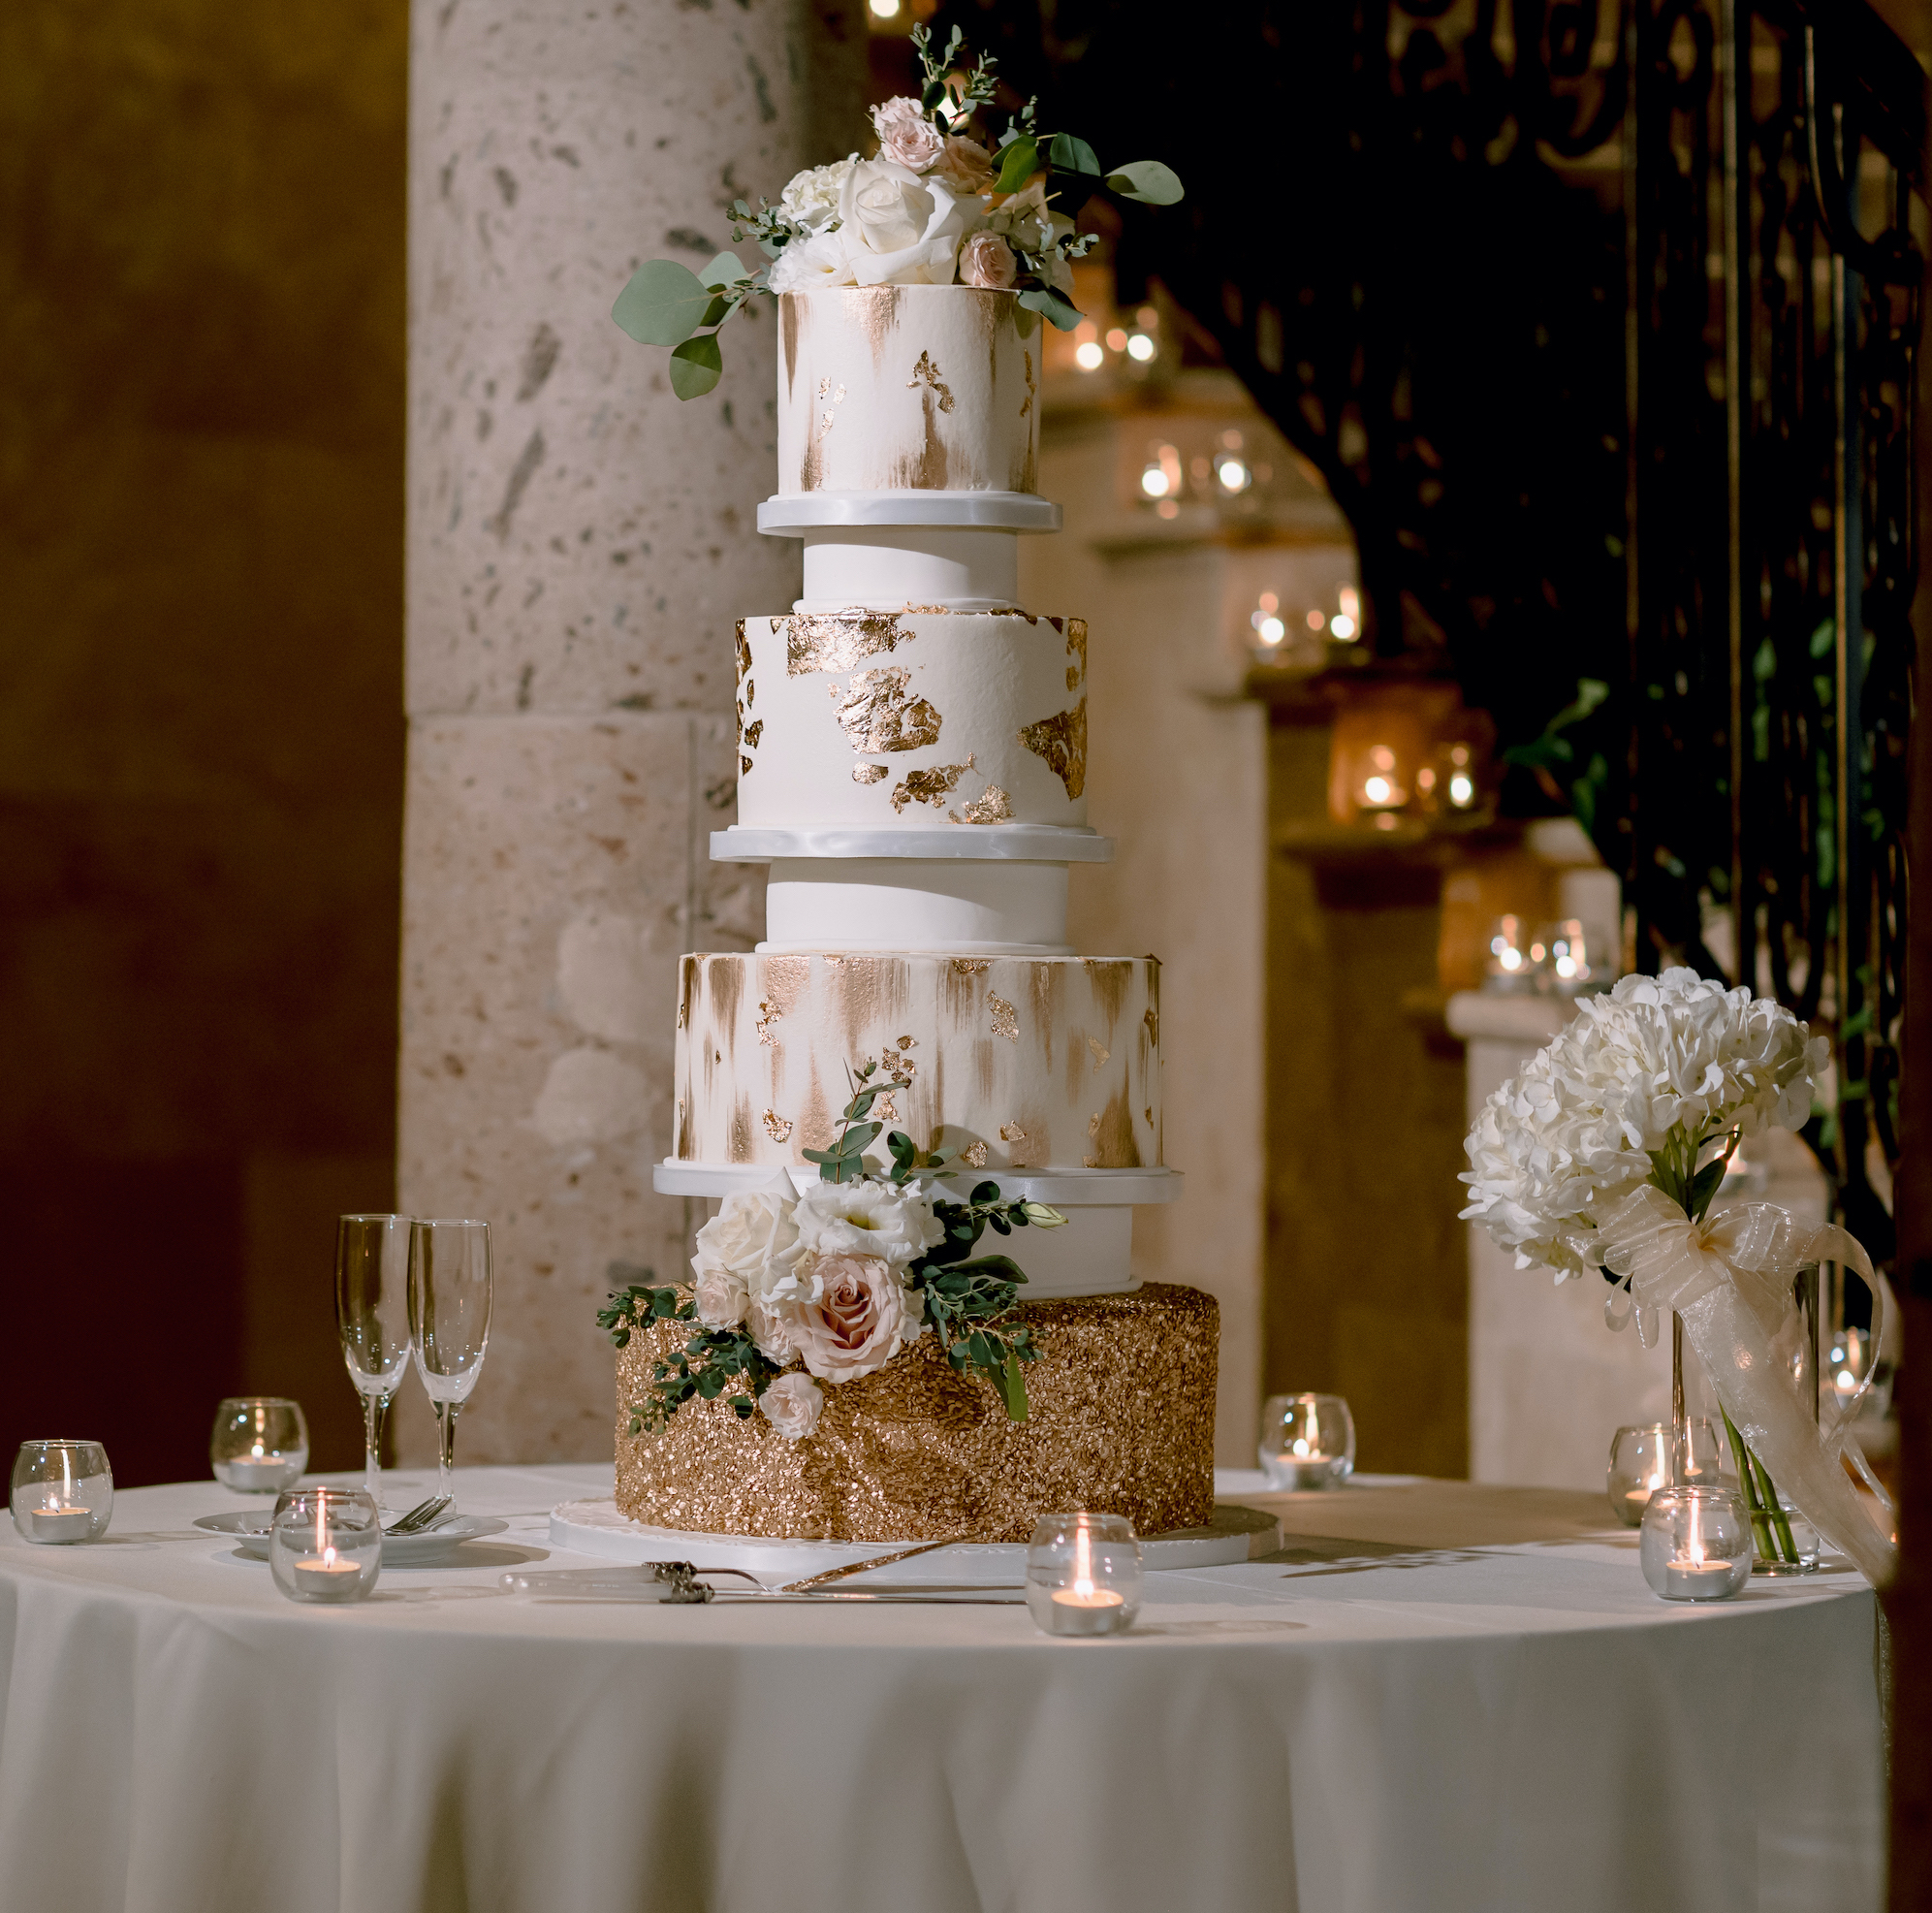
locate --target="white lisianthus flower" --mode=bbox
[791,1177,943,1278]
[871,97,944,171]
[836,158,967,286]
[758,1372,823,1441]
[691,1176,804,1305]
[780,1253,927,1384]
[1459,968,1828,1281]
[776,155,856,233]
[768,228,857,294]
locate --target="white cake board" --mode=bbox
[550,1498,1281,1583]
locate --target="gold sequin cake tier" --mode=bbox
[614,1283,1217,1544]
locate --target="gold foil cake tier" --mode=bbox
[614,1283,1218,1544]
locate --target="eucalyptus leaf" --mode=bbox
[998,1351,1029,1421]
[669,334,724,401]
[1103,160,1185,206]
[1017,285,1082,331]
[698,250,746,290]
[612,257,716,347]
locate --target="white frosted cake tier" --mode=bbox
[776,287,1040,497]
[673,952,1162,1174]
[713,825,1112,862]
[735,608,1087,831]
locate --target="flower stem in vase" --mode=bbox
[1721,1406,1796,1565]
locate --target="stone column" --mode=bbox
[396,0,866,1464]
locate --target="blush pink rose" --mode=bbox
[930,135,995,194]
[871,97,943,171]
[786,1253,925,1384]
[960,232,1018,290]
[758,1372,822,1441]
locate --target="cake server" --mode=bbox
[779,1537,964,1592]
[497,1563,1024,1604]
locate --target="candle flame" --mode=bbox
[1686,1496,1705,1567]
[1073,1521,1093,1601]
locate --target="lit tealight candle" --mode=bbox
[292,1550,364,1597]
[1664,1556,1735,1599]
[1048,1522,1128,1636]
[29,1503,93,1544]
[224,1448,291,1492]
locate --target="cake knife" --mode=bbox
[780,1537,965,1592]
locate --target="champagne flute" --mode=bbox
[407,1218,492,1510]
[334,1214,413,1511]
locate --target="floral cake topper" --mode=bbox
[600,1058,1065,1443]
[611,25,1184,398]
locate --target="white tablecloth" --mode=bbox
[0,1465,1883,1913]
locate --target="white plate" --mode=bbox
[547,1499,1281,1582]
[193,1510,509,1565]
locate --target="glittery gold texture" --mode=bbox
[615,1285,1219,1543]
[957,784,1012,824]
[763,1110,793,1142]
[784,612,906,677]
[962,1140,988,1168]
[890,757,975,813]
[988,994,1019,1041]
[755,1002,781,1048]
[1018,700,1087,799]
[951,957,991,975]
[831,666,942,753]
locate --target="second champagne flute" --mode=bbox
[407,1218,492,1509]
[335,1213,413,1512]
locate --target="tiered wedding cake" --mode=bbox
[613,286,1212,1544]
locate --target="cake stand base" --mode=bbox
[550,1498,1280,1582]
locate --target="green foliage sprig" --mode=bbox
[599,1279,784,1437]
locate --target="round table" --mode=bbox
[0,1465,1882,1913]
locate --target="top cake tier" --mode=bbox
[775,287,1040,500]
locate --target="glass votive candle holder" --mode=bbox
[1639,1485,1753,1601]
[11,1441,112,1545]
[210,1397,309,1493]
[1026,1513,1142,1637]
[269,1487,381,1604]
[1258,1393,1356,1489]
[1607,1418,1726,1524]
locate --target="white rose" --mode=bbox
[871,97,943,172]
[836,158,967,287]
[768,228,857,295]
[758,1372,823,1441]
[744,1291,797,1365]
[791,1178,943,1275]
[691,1178,805,1302]
[784,1254,927,1384]
[959,232,1017,290]
[692,1262,747,1329]
[776,156,856,233]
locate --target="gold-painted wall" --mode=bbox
[0,4,407,1482]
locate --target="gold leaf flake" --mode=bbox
[820,410,836,430]
[962,1140,988,1168]
[817,376,831,399]
[873,1091,898,1123]
[1019,349,1035,419]
[1065,618,1087,683]
[952,957,991,975]
[677,998,686,1030]
[890,756,976,814]
[744,719,763,749]
[897,1035,916,1050]
[907,350,956,412]
[959,783,1012,825]
[1017,699,1087,799]
[735,621,752,681]
[835,384,846,401]
[998,1124,1026,1141]
[830,666,942,753]
[744,677,754,708]
[1066,666,1081,692]
[755,1002,781,1048]
[782,611,907,677]
[734,700,744,747]
[1089,1112,1101,1136]
[1089,1036,1110,1068]
[740,753,752,775]
[1145,1106,1153,1124]
[1083,1155,1100,1168]
[852,762,889,784]
[1144,1005,1159,1046]
[763,1109,793,1143]
[989,995,1018,1041]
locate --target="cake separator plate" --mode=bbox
[548,1498,1281,1581]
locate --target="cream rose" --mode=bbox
[744,1292,797,1365]
[776,155,856,233]
[767,228,856,295]
[871,97,944,172]
[758,1372,823,1441]
[960,232,1017,290]
[692,1262,747,1329]
[792,1178,942,1274]
[836,158,967,287]
[930,135,995,195]
[691,1180,805,1302]
[784,1254,926,1384]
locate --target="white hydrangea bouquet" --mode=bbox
[610,24,1183,397]
[599,1059,1064,1445]
[1461,968,1894,1583]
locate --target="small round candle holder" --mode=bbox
[1258,1393,1356,1490]
[11,1441,112,1545]
[1026,1513,1142,1637]
[210,1397,309,1494]
[1607,1418,1726,1525]
[1638,1486,1753,1601]
[268,1487,381,1604]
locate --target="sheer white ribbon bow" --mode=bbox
[1592,1184,1895,1587]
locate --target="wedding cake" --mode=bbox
[605,48,1208,1544]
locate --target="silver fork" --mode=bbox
[384,1493,454,1535]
